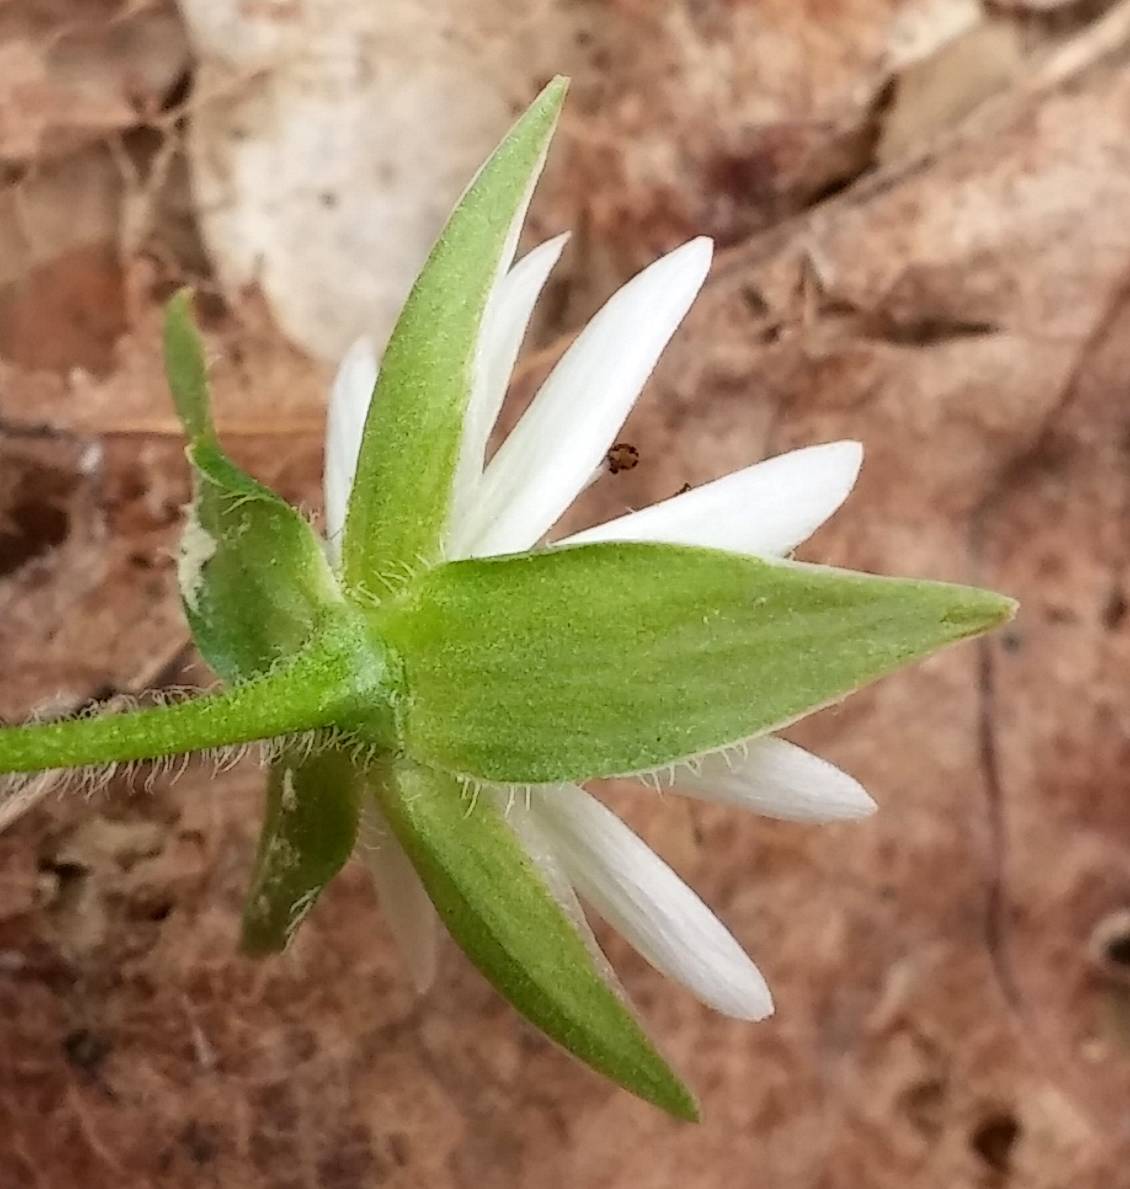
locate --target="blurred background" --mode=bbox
[2,1,1130,1185]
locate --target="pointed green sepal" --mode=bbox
[164,291,341,681]
[164,288,215,443]
[241,743,362,955]
[181,441,341,679]
[341,77,567,584]
[376,542,1016,783]
[376,760,699,1120]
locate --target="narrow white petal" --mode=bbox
[453,237,714,559]
[445,120,559,537]
[480,235,571,454]
[564,441,863,555]
[664,736,876,822]
[530,783,773,1020]
[492,133,553,285]
[357,800,440,993]
[450,234,570,541]
[324,337,378,555]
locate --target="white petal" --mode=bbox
[324,337,378,555]
[444,121,558,530]
[664,736,876,822]
[530,783,773,1020]
[357,800,440,992]
[564,441,863,555]
[478,235,571,458]
[450,234,570,541]
[453,237,714,559]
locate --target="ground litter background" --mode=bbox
[2,1,1130,1185]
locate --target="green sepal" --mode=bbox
[181,440,341,679]
[241,743,362,955]
[376,760,699,1120]
[163,288,214,442]
[341,77,567,586]
[164,291,360,951]
[376,542,1016,783]
[164,290,340,681]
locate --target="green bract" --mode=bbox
[0,76,1015,1119]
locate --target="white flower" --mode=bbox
[323,234,872,1017]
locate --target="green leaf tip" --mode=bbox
[376,761,699,1121]
[341,75,568,583]
[163,288,214,444]
[941,585,1018,634]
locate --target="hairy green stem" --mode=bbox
[0,634,384,776]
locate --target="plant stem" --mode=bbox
[0,646,355,776]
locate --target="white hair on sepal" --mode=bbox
[299,729,328,763]
[284,886,321,946]
[365,557,423,600]
[285,733,310,766]
[343,735,381,769]
[657,763,680,793]
[349,577,389,603]
[459,777,482,818]
[633,768,663,794]
[614,733,760,799]
[470,779,567,819]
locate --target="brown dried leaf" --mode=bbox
[0,1,188,164]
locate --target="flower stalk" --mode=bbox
[0,611,396,775]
